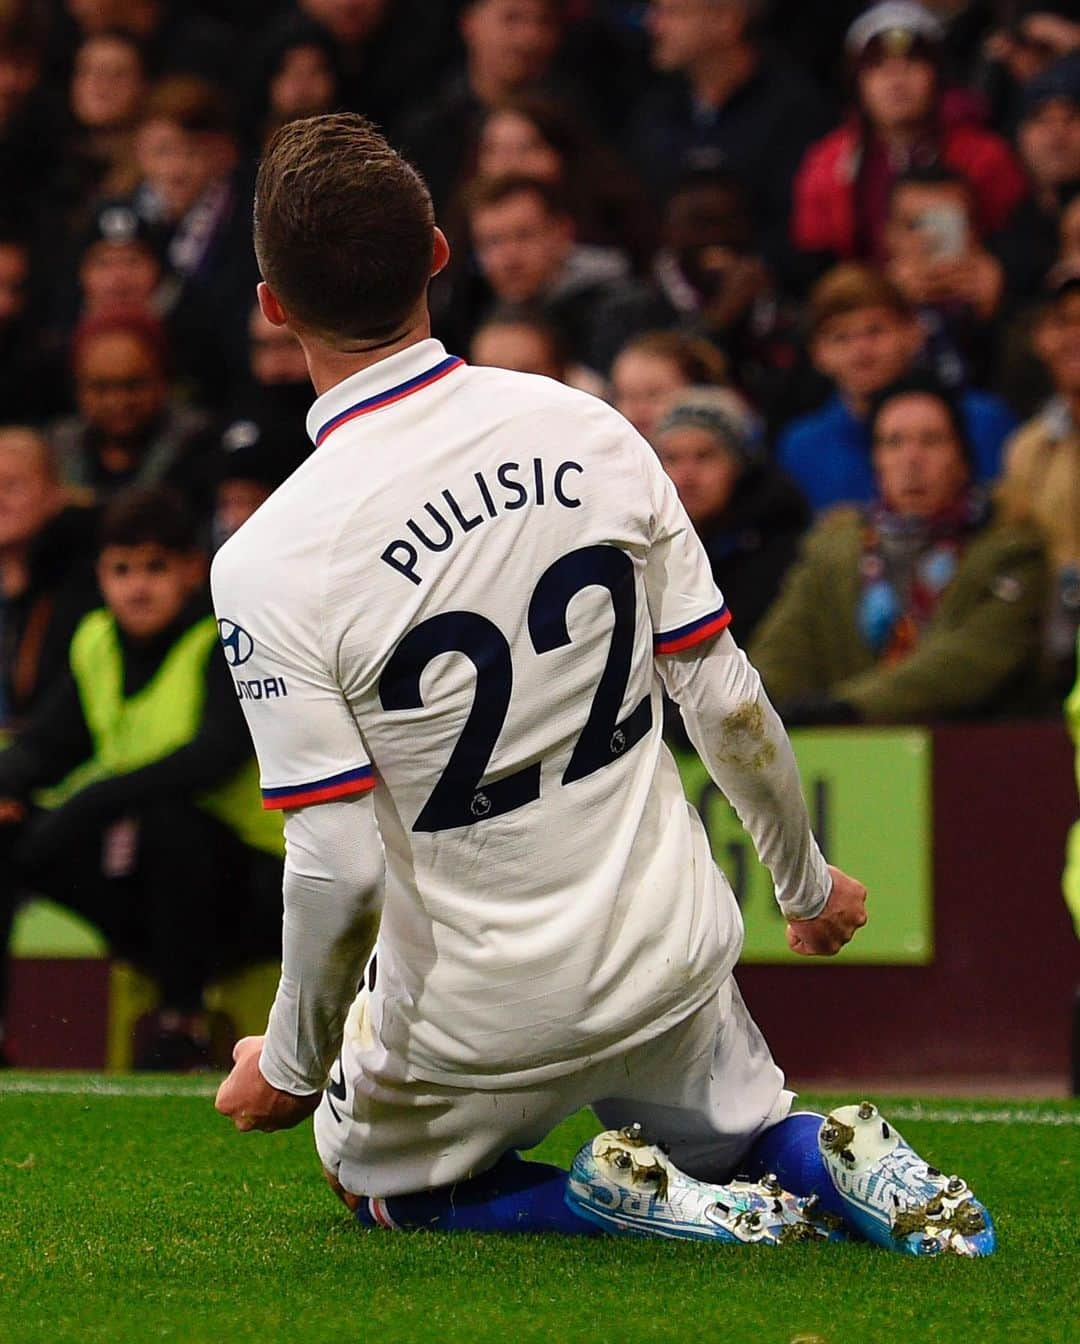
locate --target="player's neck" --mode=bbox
[302,313,434,398]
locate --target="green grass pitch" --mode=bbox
[1,1077,1076,1344]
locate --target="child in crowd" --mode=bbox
[0,486,283,1069]
[777,264,1016,511]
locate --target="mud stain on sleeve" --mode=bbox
[717,702,777,770]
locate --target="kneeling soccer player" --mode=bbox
[213,114,994,1258]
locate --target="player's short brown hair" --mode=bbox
[809,264,913,337]
[254,113,436,346]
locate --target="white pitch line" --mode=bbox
[886,1104,1079,1127]
[0,1078,1077,1124]
[0,1078,218,1098]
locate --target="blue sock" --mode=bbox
[742,1111,847,1219]
[353,1152,601,1235]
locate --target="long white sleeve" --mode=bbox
[657,631,831,921]
[259,792,384,1096]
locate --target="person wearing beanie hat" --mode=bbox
[655,386,762,462]
[793,1,1026,264]
[60,197,232,414]
[76,201,168,317]
[654,387,810,645]
[213,418,310,548]
[751,370,1047,725]
[845,1,945,64]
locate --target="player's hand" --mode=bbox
[785,866,868,957]
[214,1035,321,1133]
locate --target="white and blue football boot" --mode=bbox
[565,1123,840,1245]
[817,1101,996,1257]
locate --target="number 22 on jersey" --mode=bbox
[378,544,653,832]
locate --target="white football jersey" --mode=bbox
[212,338,744,1088]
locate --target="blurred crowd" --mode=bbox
[3,0,1080,1065]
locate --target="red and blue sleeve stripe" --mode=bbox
[261,764,376,810]
[653,605,732,655]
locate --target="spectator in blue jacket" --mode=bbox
[777,263,1017,512]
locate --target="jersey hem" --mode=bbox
[654,606,732,655]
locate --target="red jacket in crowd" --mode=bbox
[792,116,1028,260]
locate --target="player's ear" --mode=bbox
[257,281,289,328]
[431,227,451,279]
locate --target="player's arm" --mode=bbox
[638,438,866,954]
[210,544,384,1130]
[267,792,383,1091]
[658,631,865,954]
[215,793,383,1132]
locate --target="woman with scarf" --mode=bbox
[749,371,1048,724]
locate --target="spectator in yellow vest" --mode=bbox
[0,486,282,1069]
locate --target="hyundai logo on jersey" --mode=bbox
[218,618,255,667]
